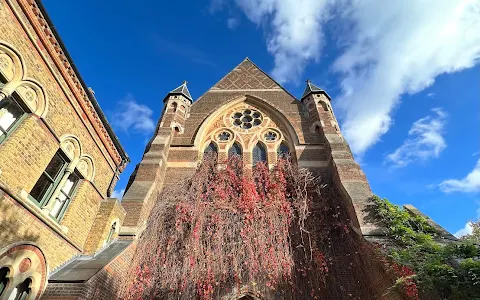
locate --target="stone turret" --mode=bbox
[121,81,193,233]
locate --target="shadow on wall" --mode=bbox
[0,198,40,246]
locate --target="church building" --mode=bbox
[0,1,455,299]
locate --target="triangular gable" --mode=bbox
[212,58,283,90]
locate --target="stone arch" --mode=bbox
[193,94,300,148]
[12,79,48,117]
[0,242,48,300]
[59,134,82,163]
[77,154,95,181]
[203,140,218,154]
[0,42,24,84]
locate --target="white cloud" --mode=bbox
[227,17,240,29]
[454,205,480,237]
[427,92,436,98]
[333,0,480,155]
[439,159,480,193]
[455,222,473,238]
[230,0,332,84]
[215,0,480,155]
[386,108,447,168]
[111,189,125,200]
[111,94,155,134]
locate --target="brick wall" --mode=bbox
[83,199,126,255]
[0,194,79,270]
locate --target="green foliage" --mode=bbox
[370,196,480,300]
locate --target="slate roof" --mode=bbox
[169,81,192,101]
[301,80,328,100]
[48,240,132,282]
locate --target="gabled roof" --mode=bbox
[168,81,192,101]
[301,80,330,100]
[211,58,283,91]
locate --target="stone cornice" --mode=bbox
[17,0,128,171]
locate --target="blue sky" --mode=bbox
[43,0,480,236]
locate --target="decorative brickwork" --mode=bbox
[213,59,280,90]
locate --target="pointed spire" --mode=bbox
[168,80,192,102]
[301,79,325,99]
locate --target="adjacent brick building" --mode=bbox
[0,0,128,299]
[2,1,456,299]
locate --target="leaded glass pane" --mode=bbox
[252,143,267,165]
[204,142,218,154]
[228,143,242,158]
[277,144,290,157]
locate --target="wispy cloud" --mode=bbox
[111,189,125,200]
[427,92,436,98]
[454,205,480,237]
[214,0,480,155]
[385,108,447,168]
[227,17,240,29]
[455,222,473,238]
[152,34,218,68]
[111,94,155,134]
[215,0,332,84]
[332,1,480,155]
[440,159,480,193]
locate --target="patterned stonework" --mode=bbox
[213,59,281,90]
[202,103,289,155]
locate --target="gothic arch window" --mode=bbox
[228,142,242,158]
[252,143,267,166]
[0,267,9,296]
[107,222,117,244]
[204,142,218,154]
[170,102,177,112]
[277,143,290,158]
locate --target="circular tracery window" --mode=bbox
[217,131,231,142]
[264,131,278,142]
[232,109,263,129]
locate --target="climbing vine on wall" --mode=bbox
[370,196,480,300]
[122,155,329,299]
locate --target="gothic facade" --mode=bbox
[0,0,440,299]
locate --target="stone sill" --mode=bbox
[0,182,83,252]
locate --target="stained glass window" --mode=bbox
[218,131,231,141]
[252,143,267,166]
[228,142,242,158]
[204,142,218,154]
[232,109,263,129]
[277,143,290,158]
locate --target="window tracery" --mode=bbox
[231,109,263,129]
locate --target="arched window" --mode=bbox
[0,267,9,296]
[277,143,290,158]
[106,222,117,244]
[29,149,82,221]
[204,142,218,154]
[171,102,177,113]
[228,142,242,158]
[0,96,28,143]
[9,278,31,300]
[252,143,267,166]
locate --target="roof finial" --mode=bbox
[306,79,311,83]
[183,80,188,85]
